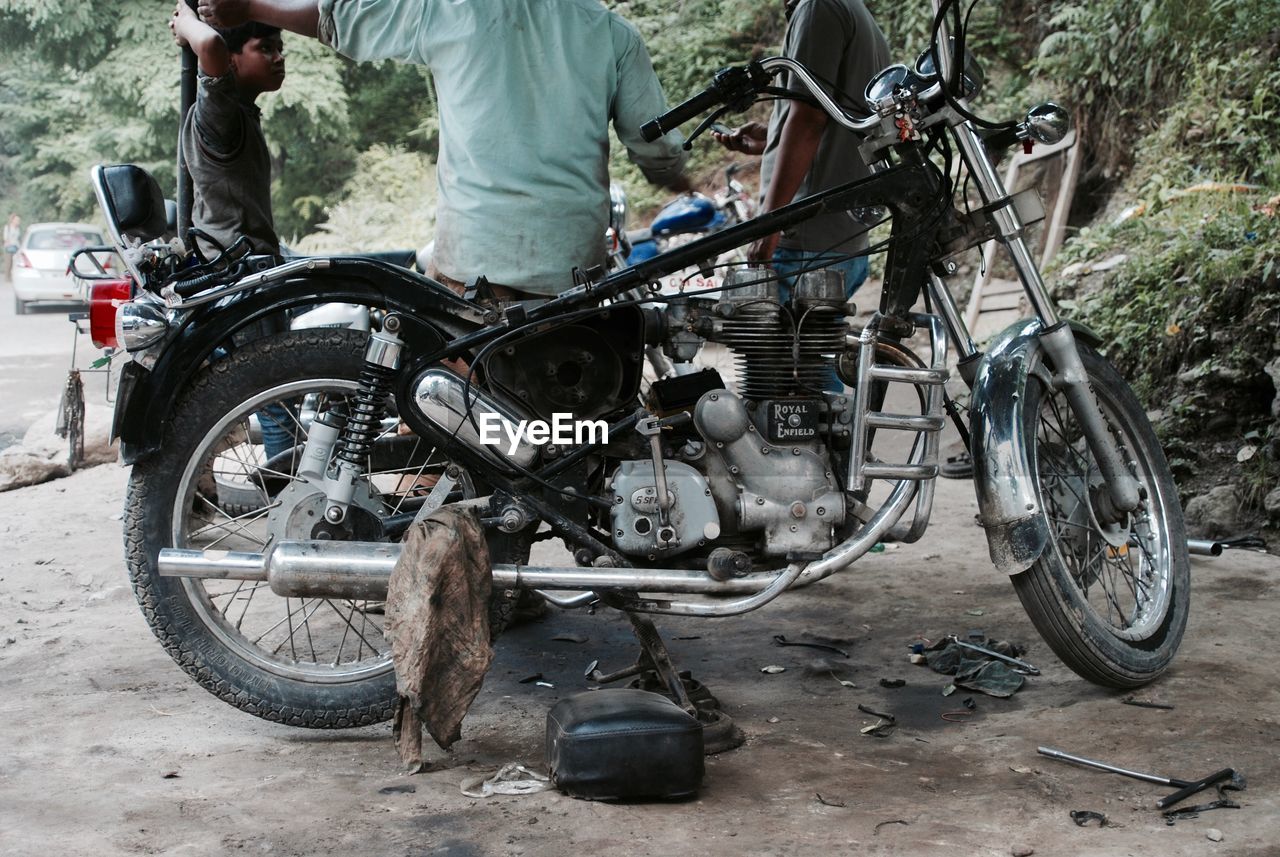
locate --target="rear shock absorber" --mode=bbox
[323,316,405,525]
[335,357,398,466]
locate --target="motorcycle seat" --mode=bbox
[346,249,418,269]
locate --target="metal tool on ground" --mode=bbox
[772,634,850,658]
[1037,746,1242,809]
[1121,694,1174,710]
[1186,535,1266,556]
[947,635,1040,675]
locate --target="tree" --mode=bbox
[0,0,366,238]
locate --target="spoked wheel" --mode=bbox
[1012,343,1189,688]
[125,329,475,727]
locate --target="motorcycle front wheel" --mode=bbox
[1012,344,1190,688]
[125,328,507,727]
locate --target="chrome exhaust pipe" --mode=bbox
[158,541,796,600]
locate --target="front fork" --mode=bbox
[943,118,1141,515]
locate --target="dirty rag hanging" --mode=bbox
[386,505,494,770]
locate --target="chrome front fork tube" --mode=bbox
[1038,324,1142,511]
[950,120,1141,512]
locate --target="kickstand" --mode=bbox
[588,611,696,716]
[586,604,746,753]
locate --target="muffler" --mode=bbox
[157,541,788,599]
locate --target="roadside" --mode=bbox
[0,275,114,486]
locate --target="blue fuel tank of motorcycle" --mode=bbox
[650,194,726,236]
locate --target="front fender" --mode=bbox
[969,318,1102,574]
[117,260,480,463]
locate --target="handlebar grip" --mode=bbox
[641,86,723,143]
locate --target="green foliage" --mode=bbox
[0,3,373,240]
[1034,0,1280,180]
[0,0,122,68]
[342,60,438,155]
[1055,193,1280,497]
[0,3,179,224]
[292,145,436,253]
[262,36,355,238]
[1029,0,1280,513]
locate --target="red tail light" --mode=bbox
[89,278,132,349]
[16,251,32,268]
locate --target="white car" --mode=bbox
[11,222,110,314]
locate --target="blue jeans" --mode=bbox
[770,247,869,305]
[771,248,868,391]
[257,402,296,462]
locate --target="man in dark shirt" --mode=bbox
[171,1,286,259]
[715,0,890,301]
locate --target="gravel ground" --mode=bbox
[1,462,1277,856]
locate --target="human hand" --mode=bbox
[747,231,780,266]
[198,0,251,28]
[170,2,196,47]
[711,122,767,156]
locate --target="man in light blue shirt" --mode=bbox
[199,0,690,295]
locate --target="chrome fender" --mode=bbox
[969,318,1102,574]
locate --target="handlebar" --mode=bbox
[641,57,884,145]
[640,86,724,143]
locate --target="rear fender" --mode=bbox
[970,318,1102,574]
[117,264,479,463]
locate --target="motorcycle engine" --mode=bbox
[654,267,852,559]
[608,459,721,559]
[690,389,845,558]
[709,267,849,400]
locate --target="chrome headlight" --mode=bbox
[915,39,985,99]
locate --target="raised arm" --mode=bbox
[611,20,690,192]
[171,1,231,77]
[198,0,319,38]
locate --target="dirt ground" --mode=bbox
[1,459,1277,857]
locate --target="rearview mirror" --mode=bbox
[1024,103,1071,145]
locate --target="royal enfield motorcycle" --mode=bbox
[93,2,1188,729]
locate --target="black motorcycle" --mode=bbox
[89,3,1188,729]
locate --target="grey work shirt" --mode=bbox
[761,0,890,255]
[181,71,280,258]
[318,0,687,295]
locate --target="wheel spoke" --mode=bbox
[251,596,320,647]
[325,599,384,658]
[187,495,277,549]
[235,581,264,630]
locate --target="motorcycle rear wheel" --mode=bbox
[1012,344,1189,688]
[125,328,511,727]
